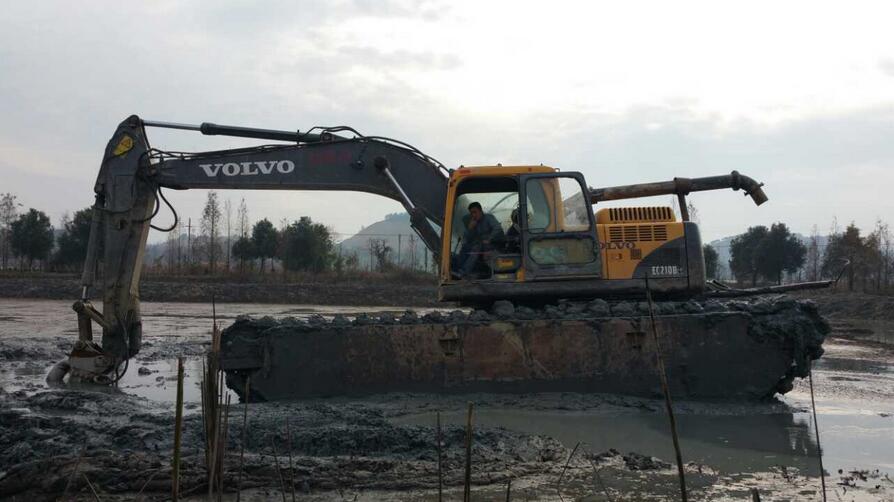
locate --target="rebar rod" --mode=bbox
[463,403,474,502]
[644,274,688,502]
[172,357,185,501]
[808,363,827,501]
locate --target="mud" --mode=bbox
[795,289,894,322]
[0,274,441,307]
[0,296,891,500]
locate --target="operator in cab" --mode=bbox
[454,201,505,279]
[504,208,521,253]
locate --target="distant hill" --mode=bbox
[337,213,432,270]
[148,211,827,278]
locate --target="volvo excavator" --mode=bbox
[55,115,829,400]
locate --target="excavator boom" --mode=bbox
[67,115,448,380]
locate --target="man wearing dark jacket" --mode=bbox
[455,201,505,278]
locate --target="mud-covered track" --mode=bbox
[221,295,829,401]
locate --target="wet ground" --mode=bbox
[0,298,892,500]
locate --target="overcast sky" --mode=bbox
[1,0,892,243]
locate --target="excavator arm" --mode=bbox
[60,115,448,383]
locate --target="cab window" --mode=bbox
[525,177,591,233]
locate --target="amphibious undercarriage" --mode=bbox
[220,296,828,401]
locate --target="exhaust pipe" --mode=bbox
[590,171,768,206]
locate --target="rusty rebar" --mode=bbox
[436,411,443,502]
[808,363,827,501]
[200,360,208,457]
[236,376,250,502]
[172,357,185,501]
[464,402,473,502]
[556,441,581,502]
[215,369,225,488]
[587,459,616,502]
[62,440,88,500]
[285,418,296,502]
[206,309,223,502]
[82,473,101,501]
[644,274,687,502]
[135,468,162,501]
[218,394,231,501]
[271,436,287,502]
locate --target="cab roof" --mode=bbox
[450,165,557,179]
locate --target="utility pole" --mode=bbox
[397,234,402,268]
[186,218,193,268]
[177,227,182,272]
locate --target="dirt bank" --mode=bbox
[793,289,894,321]
[0,274,441,307]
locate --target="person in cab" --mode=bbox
[454,201,505,278]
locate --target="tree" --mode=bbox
[367,238,392,272]
[822,223,864,291]
[53,207,94,269]
[237,198,249,238]
[755,223,806,285]
[10,208,54,270]
[407,234,419,270]
[224,198,233,272]
[880,220,892,289]
[703,244,719,279]
[166,220,180,272]
[805,225,822,282]
[343,250,360,272]
[231,236,256,272]
[201,191,222,273]
[729,225,769,286]
[279,217,335,272]
[0,193,20,269]
[869,220,889,291]
[251,219,279,273]
[686,200,700,225]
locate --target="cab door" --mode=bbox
[519,173,602,279]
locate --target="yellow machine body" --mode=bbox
[438,166,703,302]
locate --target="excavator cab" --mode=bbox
[439,166,604,303]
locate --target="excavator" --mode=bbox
[54,115,829,400]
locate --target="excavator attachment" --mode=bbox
[220,296,829,401]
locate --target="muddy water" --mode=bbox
[0,299,423,403]
[1,298,892,492]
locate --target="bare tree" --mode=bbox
[167,220,179,273]
[870,219,888,291]
[882,220,892,289]
[0,193,20,269]
[686,201,700,225]
[238,198,249,238]
[201,191,222,273]
[806,224,822,282]
[367,238,392,272]
[224,198,233,273]
[407,234,418,270]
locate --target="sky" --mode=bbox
[1,0,892,244]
